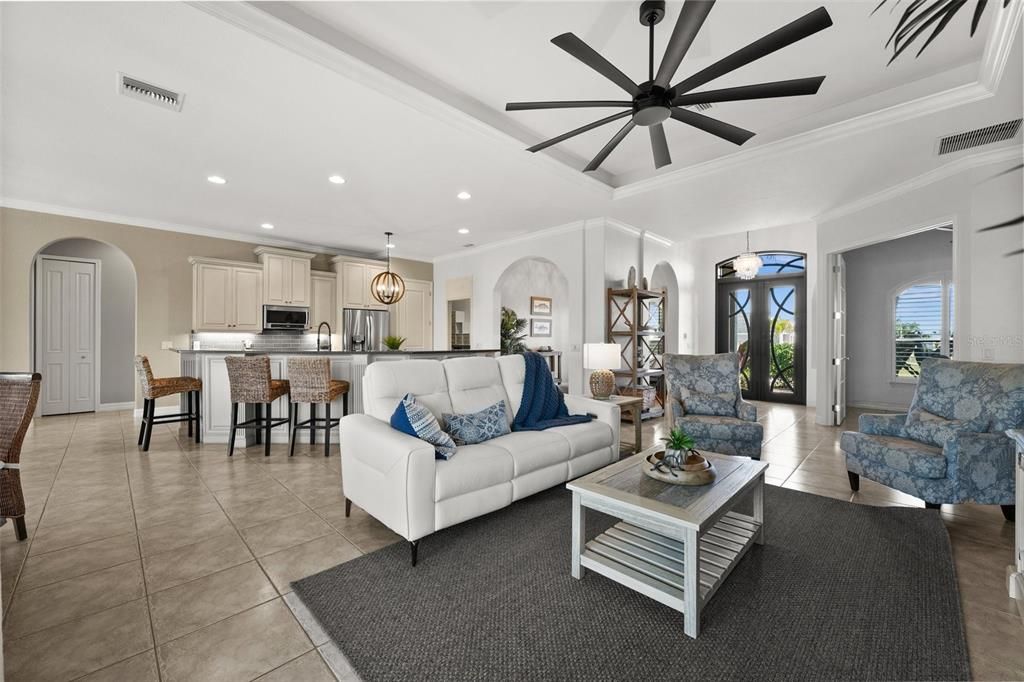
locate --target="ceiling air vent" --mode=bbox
[118,73,184,112]
[683,102,713,112]
[938,119,1021,155]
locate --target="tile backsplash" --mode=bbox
[190,332,334,352]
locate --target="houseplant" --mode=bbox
[383,335,407,351]
[662,427,696,469]
[500,307,527,355]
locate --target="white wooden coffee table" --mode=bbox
[566,445,767,638]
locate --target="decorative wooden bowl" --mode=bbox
[643,449,717,486]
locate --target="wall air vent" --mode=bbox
[938,119,1021,155]
[118,73,184,112]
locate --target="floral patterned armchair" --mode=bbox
[664,353,763,459]
[841,358,1023,519]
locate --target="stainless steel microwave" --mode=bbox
[262,305,309,332]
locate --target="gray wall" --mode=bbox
[843,228,952,410]
[41,238,137,405]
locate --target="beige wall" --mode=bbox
[0,208,432,407]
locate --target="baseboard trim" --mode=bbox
[97,401,135,412]
[848,401,910,412]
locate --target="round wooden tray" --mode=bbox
[642,450,717,486]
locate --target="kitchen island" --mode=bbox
[175,348,499,445]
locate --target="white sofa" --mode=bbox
[340,355,620,563]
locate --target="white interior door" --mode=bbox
[831,253,847,426]
[37,257,97,415]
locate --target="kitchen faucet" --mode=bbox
[317,321,332,351]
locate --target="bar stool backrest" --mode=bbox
[0,373,42,517]
[134,355,157,399]
[226,355,273,403]
[287,357,332,403]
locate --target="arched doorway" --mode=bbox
[32,238,138,414]
[715,252,806,404]
[492,257,570,382]
[649,261,679,354]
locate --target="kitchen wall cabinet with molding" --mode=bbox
[331,256,387,310]
[310,271,337,331]
[255,247,314,306]
[391,279,433,351]
[190,257,264,331]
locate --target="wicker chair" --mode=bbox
[225,355,291,457]
[135,355,202,451]
[287,357,349,457]
[0,373,42,540]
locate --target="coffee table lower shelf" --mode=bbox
[580,512,761,628]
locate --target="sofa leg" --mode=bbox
[345,498,351,518]
[925,502,940,510]
[847,471,859,492]
[14,517,27,541]
[1001,505,1015,523]
[410,540,419,567]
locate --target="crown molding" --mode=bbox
[604,217,675,246]
[815,145,1023,223]
[188,1,614,195]
[979,0,1024,91]
[0,197,376,257]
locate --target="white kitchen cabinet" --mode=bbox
[391,279,433,351]
[310,271,337,330]
[190,258,264,331]
[255,247,314,306]
[332,257,388,310]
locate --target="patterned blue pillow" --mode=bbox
[390,393,457,460]
[444,401,510,446]
[683,390,736,417]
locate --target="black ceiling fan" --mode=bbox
[506,0,834,172]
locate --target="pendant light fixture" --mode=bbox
[370,232,406,305]
[733,231,763,280]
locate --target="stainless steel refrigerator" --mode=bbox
[341,308,390,351]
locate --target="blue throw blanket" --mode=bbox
[513,352,592,431]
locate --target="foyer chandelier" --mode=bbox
[370,232,406,305]
[734,231,763,280]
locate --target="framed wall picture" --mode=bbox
[530,296,552,316]
[530,318,552,337]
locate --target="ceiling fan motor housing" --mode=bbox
[639,0,666,26]
[633,82,672,126]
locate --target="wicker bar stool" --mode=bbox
[287,357,349,457]
[135,355,202,452]
[0,373,41,541]
[225,355,291,457]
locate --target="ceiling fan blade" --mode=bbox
[654,0,716,89]
[506,100,633,111]
[669,107,754,145]
[527,110,633,153]
[551,33,640,96]
[672,76,826,105]
[649,123,672,169]
[672,6,833,95]
[584,120,636,172]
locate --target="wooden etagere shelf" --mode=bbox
[607,286,667,420]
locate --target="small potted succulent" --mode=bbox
[383,335,407,351]
[661,427,696,469]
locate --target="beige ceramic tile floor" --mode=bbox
[2,403,1022,680]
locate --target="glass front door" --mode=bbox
[716,261,806,405]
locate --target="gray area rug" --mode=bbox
[293,486,969,681]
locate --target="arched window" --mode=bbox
[717,252,805,280]
[892,277,954,381]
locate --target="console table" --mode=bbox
[1008,429,1023,621]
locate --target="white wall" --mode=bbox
[40,238,137,406]
[815,160,1024,424]
[843,229,953,410]
[688,221,818,405]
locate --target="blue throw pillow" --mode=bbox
[444,401,510,446]
[390,393,457,460]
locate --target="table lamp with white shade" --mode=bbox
[584,343,621,400]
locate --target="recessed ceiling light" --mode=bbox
[260,223,274,230]
[328,175,346,184]
[457,191,471,200]
[207,175,227,184]
[458,228,470,234]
